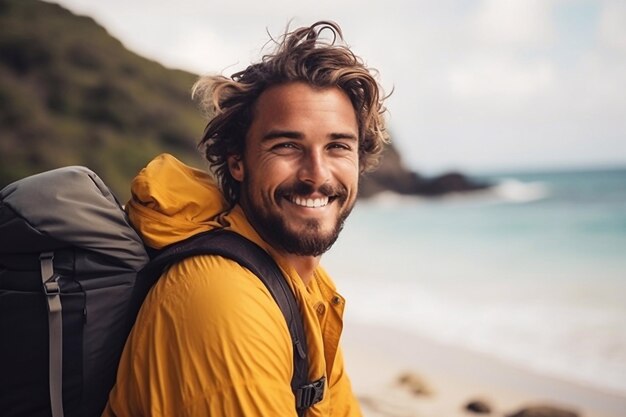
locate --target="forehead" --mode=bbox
[249,82,358,129]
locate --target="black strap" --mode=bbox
[295,377,326,411]
[143,229,320,413]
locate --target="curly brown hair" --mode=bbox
[192,21,389,204]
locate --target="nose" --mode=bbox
[297,149,330,187]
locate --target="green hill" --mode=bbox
[0,0,487,201]
[0,0,206,200]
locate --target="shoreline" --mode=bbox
[341,321,626,417]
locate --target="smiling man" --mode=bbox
[103,21,388,417]
[231,82,360,273]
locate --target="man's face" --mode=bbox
[228,82,360,257]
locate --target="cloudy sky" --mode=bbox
[54,0,626,174]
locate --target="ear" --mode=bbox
[227,155,245,182]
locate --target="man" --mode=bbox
[103,21,388,417]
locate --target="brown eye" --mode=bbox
[328,143,352,152]
[275,143,296,149]
[271,142,300,154]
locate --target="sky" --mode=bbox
[53,0,626,174]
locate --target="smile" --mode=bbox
[289,196,331,208]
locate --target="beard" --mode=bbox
[241,180,355,257]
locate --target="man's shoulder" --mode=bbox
[160,254,272,299]
[135,253,291,340]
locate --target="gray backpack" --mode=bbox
[0,166,319,417]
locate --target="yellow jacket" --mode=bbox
[102,154,361,417]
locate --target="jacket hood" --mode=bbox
[126,154,227,249]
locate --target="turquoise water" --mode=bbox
[324,167,626,396]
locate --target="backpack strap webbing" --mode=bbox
[143,229,322,414]
[40,252,65,417]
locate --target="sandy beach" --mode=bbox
[342,322,626,417]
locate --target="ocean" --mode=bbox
[323,167,626,397]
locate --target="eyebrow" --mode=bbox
[262,130,303,141]
[261,130,358,141]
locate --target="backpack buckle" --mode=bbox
[295,376,325,409]
[43,280,60,295]
[40,252,60,296]
[40,252,62,314]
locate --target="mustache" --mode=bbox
[276,181,348,201]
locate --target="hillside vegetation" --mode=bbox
[0,0,486,201]
[0,0,205,200]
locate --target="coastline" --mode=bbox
[341,321,626,417]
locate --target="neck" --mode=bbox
[280,252,320,285]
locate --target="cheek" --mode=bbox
[336,158,360,184]
[346,162,361,199]
[259,159,296,183]
[250,161,291,198]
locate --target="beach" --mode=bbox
[320,168,626,417]
[342,322,626,417]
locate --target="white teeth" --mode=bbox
[291,196,329,208]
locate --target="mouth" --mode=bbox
[286,195,336,208]
[277,181,346,210]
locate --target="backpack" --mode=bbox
[0,166,323,417]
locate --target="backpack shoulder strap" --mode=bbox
[143,229,321,413]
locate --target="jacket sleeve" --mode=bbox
[103,255,298,417]
[326,345,363,417]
